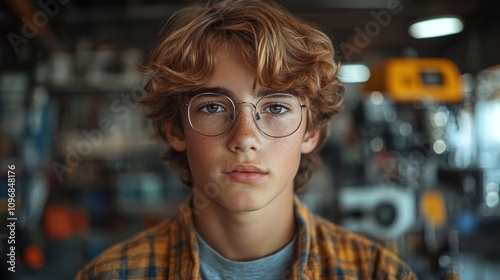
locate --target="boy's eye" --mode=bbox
[263,103,289,115]
[201,103,225,113]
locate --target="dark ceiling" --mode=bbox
[2,0,500,74]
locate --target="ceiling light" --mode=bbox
[409,17,464,39]
[339,64,371,83]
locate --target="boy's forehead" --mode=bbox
[199,48,259,92]
[212,46,251,69]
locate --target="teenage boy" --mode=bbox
[75,0,416,279]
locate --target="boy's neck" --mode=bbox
[193,191,296,261]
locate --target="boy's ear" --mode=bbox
[164,121,187,152]
[301,129,320,154]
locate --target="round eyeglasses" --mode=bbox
[185,93,307,138]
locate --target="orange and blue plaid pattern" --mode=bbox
[75,197,417,279]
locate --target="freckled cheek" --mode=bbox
[269,139,303,168]
[185,137,225,173]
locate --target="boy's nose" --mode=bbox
[228,105,262,152]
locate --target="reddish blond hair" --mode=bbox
[140,0,344,191]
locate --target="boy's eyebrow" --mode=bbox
[255,88,281,97]
[193,87,232,96]
[195,87,288,98]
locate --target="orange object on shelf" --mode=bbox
[23,244,45,270]
[44,205,73,240]
[364,58,463,103]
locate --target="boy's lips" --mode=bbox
[222,164,268,183]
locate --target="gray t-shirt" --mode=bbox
[196,233,296,280]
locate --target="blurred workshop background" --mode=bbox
[1,0,500,279]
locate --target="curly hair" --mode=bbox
[139,0,344,192]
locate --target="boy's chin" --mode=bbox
[211,189,289,214]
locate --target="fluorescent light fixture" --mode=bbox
[340,64,371,83]
[409,16,463,39]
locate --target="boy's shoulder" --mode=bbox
[308,213,416,279]
[74,216,189,280]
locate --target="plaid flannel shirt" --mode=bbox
[75,197,417,279]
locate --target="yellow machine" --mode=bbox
[364,58,463,103]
